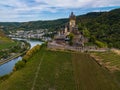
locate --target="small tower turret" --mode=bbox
[69,12,76,32]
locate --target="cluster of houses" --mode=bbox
[8,29,52,41]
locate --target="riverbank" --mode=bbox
[0,40,30,65]
[0,49,29,65]
[0,39,43,77]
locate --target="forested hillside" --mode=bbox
[0,19,68,33]
[79,8,120,48]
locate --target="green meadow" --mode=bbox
[0,37,17,50]
[0,47,119,90]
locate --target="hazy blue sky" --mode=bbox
[0,0,120,22]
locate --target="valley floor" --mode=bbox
[0,47,119,90]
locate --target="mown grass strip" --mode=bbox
[31,54,44,90]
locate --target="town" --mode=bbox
[8,29,53,41]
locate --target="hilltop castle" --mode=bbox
[56,12,79,37]
[54,12,85,47]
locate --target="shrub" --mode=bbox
[13,44,41,71]
[0,74,10,81]
[83,28,90,38]
[14,61,26,71]
[68,33,74,46]
[95,40,107,48]
[23,44,41,62]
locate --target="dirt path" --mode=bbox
[111,48,120,55]
[31,54,44,90]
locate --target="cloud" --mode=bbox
[0,0,120,22]
[35,0,120,8]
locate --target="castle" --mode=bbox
[54,12,85,47]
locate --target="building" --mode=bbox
[54,12,85,47]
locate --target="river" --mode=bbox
[0,38,43,76]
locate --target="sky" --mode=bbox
[0,0,120,22]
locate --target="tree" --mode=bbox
[89,36,96,43]
[78,23,83,31]
[23,44,41,62]
[68,33,74,46]
[83,28,90,38]
[14,61,25,71]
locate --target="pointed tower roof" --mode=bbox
[69,12,76,20]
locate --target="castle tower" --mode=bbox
[65,26,68,33]
[69,12,76,32]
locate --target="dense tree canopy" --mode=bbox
[77,8,120,48]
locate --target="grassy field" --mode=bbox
[0,37,17,50]
[92,51,120,85]
[0,47,119,90]
[73,53,119,90]
[0,42,17,50]
[0,30,17,50]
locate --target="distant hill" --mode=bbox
[19,19,68,31]
[0,8,120,48]
[0,19,68,33]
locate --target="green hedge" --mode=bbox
[14,44,41,71]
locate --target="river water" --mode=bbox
[0,38,43,76]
